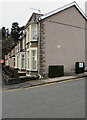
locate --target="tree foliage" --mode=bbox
[11,22,24,42]
[2,22,24,59]
[2,27,6,38]
[11,22,20,42]
[2,27,13,58]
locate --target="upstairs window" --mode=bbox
[31,24,37,41]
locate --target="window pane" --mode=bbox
[28,51,29,69]
[32,24,37,41]
[21,54,25,68]
[28,27,29,42]
[31,50,36,70]
[17,56,18,68]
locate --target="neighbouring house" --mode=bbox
[5,46,15,68]
[4,30,26,71]
[4,1,87,77]
[5,53,9,67]
[15,33,26,71]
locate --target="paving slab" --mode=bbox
[2,73,87,91]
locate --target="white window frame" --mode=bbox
[21,54,25,69]
[17,55,19,68]
[31,24,38,41]
[31,50,36,70]
[26,24,38,43]
[26,48,37,71]
[26,50,30,70]
[22,38,25,50]
[30,48,37,71]
[26,27,29,43]
[28,51,30,70]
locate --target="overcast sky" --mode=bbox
[0,0,87,30]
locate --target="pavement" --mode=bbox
[2,72,87,91]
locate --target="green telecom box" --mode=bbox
[75,62,85,74]
[49,65,64,78]
[13,68,19,78]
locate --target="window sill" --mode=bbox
[26,69,38,72]
[30,70,38,72]
[30,40,38,43]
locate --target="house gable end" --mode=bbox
[42,6,86,29]
[41,2,86,21]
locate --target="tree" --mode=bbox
[1,27,12,58]
[19,26,25,36]
[2,27,6,38]
[2,27,10,38]
[2,22,25,59]
[11,22,24,42]
[6,28,10,37]
[11,22,19,42]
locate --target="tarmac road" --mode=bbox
[2,78,85,118]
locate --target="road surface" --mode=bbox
[2,78,85,118]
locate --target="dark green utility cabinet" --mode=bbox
[49,65,64,78]
[13,68,19,78]
[75,62,85,74]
